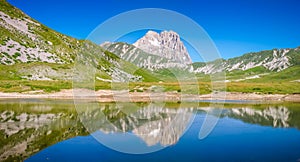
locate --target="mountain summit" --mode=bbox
[133,30,192,64]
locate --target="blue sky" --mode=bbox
[7,0,300,61]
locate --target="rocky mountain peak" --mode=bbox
[145,30,160,37]
[133,30,192,64]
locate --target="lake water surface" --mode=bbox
[0,99,300,162]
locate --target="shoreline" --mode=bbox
[0,89,299,102]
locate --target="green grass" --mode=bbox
[134,68,159,82]
[119,59,160,82]
[243,66,300,83]
[226,82,300,94]
[0,0,28,19]
[0,64,21,80]
[0,62,299,94]
[0,68,298,95]
[3,80,296,95]
[227,66,269,80]
[12,52,21,59]
[154,68,198,82]
[0,80,72,93]
[0,62,74,80]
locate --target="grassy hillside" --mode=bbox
[0,0,80,63]
[243,66,300,83]
[0,0,163,93]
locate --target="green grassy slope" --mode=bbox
[0,0,162,92]
[243,66,300,83]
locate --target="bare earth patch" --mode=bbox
[0,89,299,102]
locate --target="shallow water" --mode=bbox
[0,99,299,162]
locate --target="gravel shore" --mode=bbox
[0,89,299,102]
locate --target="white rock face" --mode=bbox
[0,11,65,65]
[133,30,192,64]
[102,42,190,71]
[0,39,62,65]
[263,49,290,71]
[0,11,36,40]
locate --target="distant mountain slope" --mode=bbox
[192,47,300,74]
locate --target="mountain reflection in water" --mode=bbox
[0,99,299,161]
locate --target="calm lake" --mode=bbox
[0,99,300,162]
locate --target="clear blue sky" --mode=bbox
[7,0,300,61]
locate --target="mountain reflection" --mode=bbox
[0,100,299,161]
[227,106,290,127]
[77,103,195,147]
[0,101,87,162]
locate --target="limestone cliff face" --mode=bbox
[101,42,189,70]
[133,30,192,64]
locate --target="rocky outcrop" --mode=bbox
[102,30,193,71]
[133,30,192,64]
[0,9,80,65]
[102,42,189,70]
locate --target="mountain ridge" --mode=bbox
[102,29,299,76]
[133,30,192,64]
[192,46,300,74]
[101,41,190,71]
